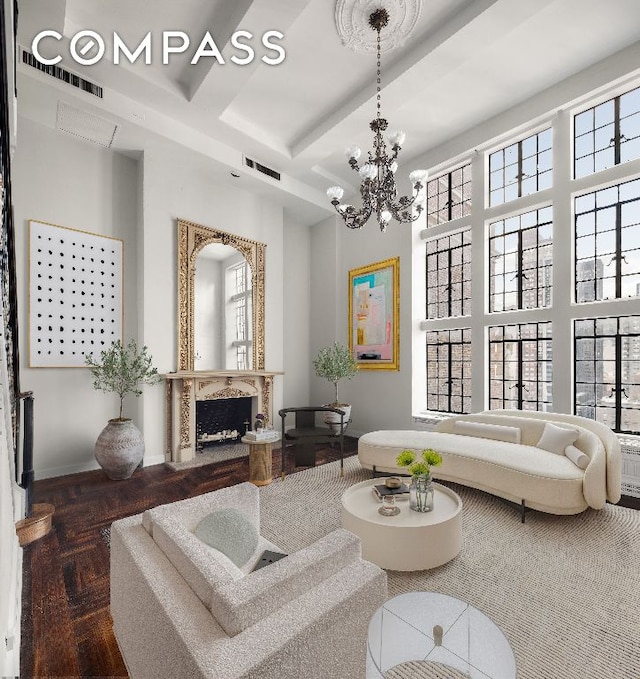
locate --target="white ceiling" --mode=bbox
[16,0,640,225]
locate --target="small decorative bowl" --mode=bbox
[385,476,402,489]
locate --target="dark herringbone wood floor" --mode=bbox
[21,440,357,679]
[20,439,639,678]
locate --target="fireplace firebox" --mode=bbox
[196,397,251,449]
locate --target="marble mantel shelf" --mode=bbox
[164,370,284,380]
[164,370,283,464]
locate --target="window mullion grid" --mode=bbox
[615,202,623,299]
[447,248,453,316]
[517,140,524,199]
[517,230,524,309]
[533,133,539,193]
[503,333,509,408]
[447,171,453,222]
[534,223,541,308]
[446,340,453,413]
[580,316,640,435]
[614,96,621,166]
[573,329,578,418]
[615,330,622,432]
[598,323,616,432]
[516,337,524,410]
[489,330,506,410]
[574,208,580,302]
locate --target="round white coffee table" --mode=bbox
[341,479,462,571]
[366,592,516,679]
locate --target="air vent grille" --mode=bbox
[244,157,280,181]
[56,102,118,148]
[22,49,103,98]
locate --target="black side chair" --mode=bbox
[279,406,348,478]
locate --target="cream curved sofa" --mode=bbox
[358,410,621,516]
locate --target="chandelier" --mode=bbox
[327,7,427,233]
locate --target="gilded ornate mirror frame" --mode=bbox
[177,218,266,371]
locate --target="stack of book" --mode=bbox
[244,429,277,442]
[372,482,410,501]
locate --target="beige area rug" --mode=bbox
[258,456,640,679]
[165,442,250,471]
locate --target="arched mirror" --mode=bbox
[177,219,265,371]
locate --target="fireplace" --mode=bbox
[164,370,282,463]
[196,397,251,449]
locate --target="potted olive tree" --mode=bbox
[85,339,161,479]
[312,341,358,432]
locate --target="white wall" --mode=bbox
[13,117,140,478]
[13,126,295,475]
[309,215,339,408]
[138,140,286,459]
[282,216,311,409]
[310,211,419,436]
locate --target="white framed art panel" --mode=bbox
[29,220,123,367]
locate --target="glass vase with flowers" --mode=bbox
[395,448,443,512]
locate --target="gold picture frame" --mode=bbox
[348,257,399,371]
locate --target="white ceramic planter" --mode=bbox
[324,404,351,433]
[95,419,144,480]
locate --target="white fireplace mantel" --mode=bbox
[164,370,283,463]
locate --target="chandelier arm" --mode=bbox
[387,185,426,212]
[386,195,425,224]
[389,193,418,210]
[388,207,422,223]
[345,205,374,229]
[389,146,401,162]
[387,193,419,213]
[330,199,373,230]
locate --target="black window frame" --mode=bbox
[574,84,640,179]
[426,328,472,414]
[574,178,640,303]
[426,163,472,227]
[488,322,553,411]
[489,206,553,312]
[574,315,640,435]
[488,128,553,207]
[426,229,472,319]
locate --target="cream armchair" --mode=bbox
[110,483,387,679]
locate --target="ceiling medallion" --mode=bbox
[335,0,422,53]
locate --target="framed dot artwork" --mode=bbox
[29,220,123,367]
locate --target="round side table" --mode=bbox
[241,433,281,487]
[366,592,516,678]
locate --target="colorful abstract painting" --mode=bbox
[349,257,399,371]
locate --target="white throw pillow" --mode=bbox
[453,420,521,444]
[536,422,579,455]
[564,445,590,470]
